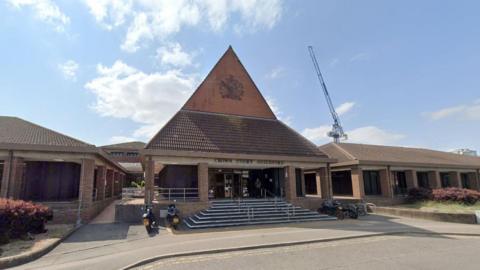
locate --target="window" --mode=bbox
[417,172,429,188]
[111,152,124,157]
[304,173,317,195]
[440,173,450,188]
[126,152,138,157]
[461,173,470,189]
[332,171,353,196]
[363,170,381,196]
[393,171,408,195]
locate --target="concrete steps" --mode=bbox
[184,198,336,229]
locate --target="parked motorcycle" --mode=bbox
[142,205,155,233]
[166,204,181,229]
[318,200,359,220]
[318,200,345,220]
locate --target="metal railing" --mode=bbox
[155,187,199,202]
[122,187,145,198]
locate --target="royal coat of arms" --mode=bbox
[219,75,244,100]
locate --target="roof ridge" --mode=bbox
[331,143,357,160]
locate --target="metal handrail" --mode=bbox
[155,187,199,202]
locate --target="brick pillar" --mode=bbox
[379,168,393,198]
[472,171,480,191]
[197,163,209,202]
[144,157,155,204]
[79,159,95,209]
[428,171,441,189]
[284,166,297,201]
[300,169,306,197]
[315,171,322,196]
[10,157,26,199]
[1,159,11,198]
[405,170,418,189]
[318,166,332,199]
[449,171,461,187]
[351,167,365,199]
[96,166,106,201]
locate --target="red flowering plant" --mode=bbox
[0,199,53,244]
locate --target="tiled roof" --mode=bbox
[320,142,480,167]
[101,141,146,150]
[0,116,94,149]
[146,110,328,158]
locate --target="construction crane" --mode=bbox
[308,46,347,143]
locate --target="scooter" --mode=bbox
[142,205,155,233]
[166,204,181,229]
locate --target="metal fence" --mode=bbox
[122,187,145,198]
[155,187,199,202]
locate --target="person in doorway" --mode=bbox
[255,178,262,198]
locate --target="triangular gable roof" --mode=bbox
[182,46,276,119]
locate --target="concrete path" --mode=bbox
[11,214,480,270]
[90,200,118,224]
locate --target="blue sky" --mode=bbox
[1,1,480,152]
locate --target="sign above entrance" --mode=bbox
[214,158,284,167]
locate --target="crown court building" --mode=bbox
[142,47,336,211]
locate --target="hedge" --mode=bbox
[0,199,53,244]
[408,187,480,205]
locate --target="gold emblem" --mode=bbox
[219,75,244,100]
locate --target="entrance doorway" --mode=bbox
[209,168,284,199]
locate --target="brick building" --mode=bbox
[142,46,335,212]
[317,142,480,205]
[0,116,127,223]
[101,141,145,186]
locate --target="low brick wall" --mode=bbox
[364,196,407,206]
[40,197,118,224]
[115,199,209,224]
[375,206,478,224]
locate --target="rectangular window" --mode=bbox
[304,173,317,195]
[461,173,470,189]
[111,152,124,157]
[363,170,381,196]
[417,172,429,188]
[126,152,138,157]
[393,171,408,195]
[440,172,450,188]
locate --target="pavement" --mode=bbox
[136,233,480,270]
[10,211,480,270]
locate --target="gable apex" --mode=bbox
[182,46,276,119]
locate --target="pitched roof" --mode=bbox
[0,116,95,151]
[182,46,276,119]
[320,142,480,168]
[101,141,146,150]
[146,110,328,158]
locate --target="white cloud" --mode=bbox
[84,0,284,52]
[266,96,292,125]
[302,125,405,146]
[426,100,480,121]
[336,101,355,116]
[349,52,369,62]
[109,135,137,144]
[84,0,132,30]
[156,43,193,68]
[265,66,285,79]
[58,60,79,81]
[85,60,197,139]
[347,126,405,145]
[8,0,70,32]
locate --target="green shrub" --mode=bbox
[0,199,53,244]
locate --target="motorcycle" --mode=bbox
[142,205,156,233]
[166,204,181,229]
[318,200,345,220]
[318,200,359,220]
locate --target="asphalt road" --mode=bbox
[135,234,480,270]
